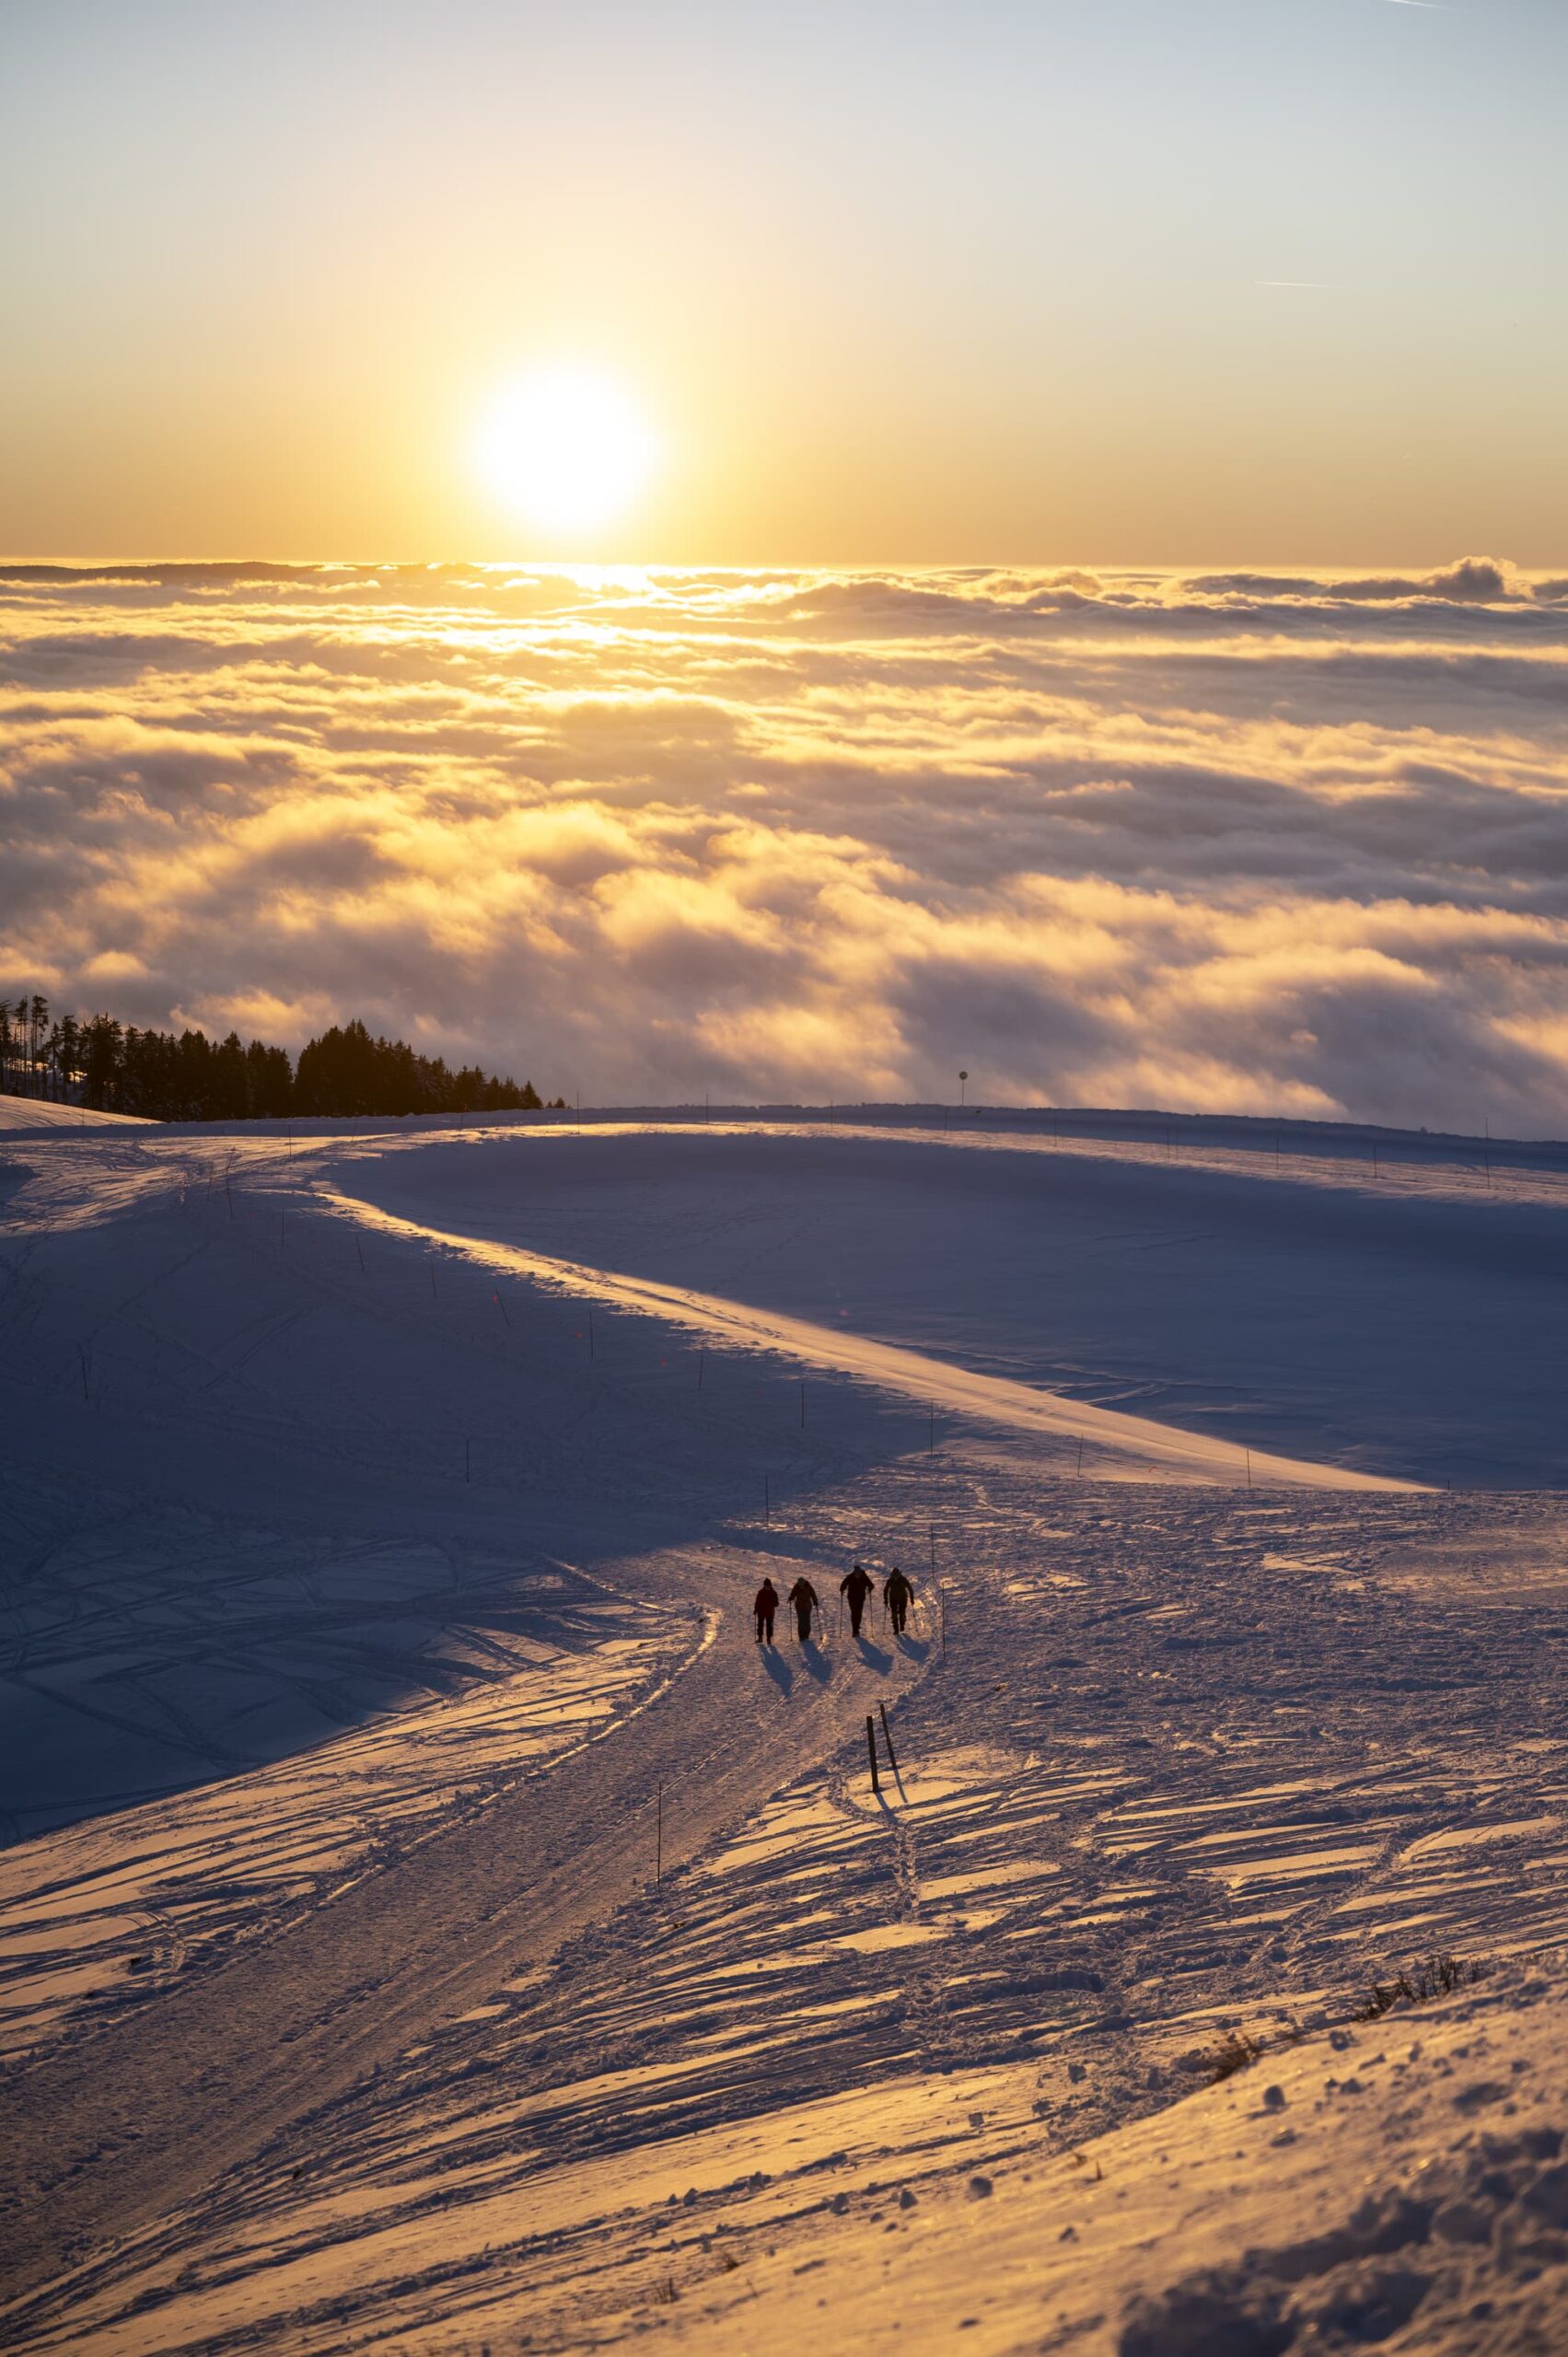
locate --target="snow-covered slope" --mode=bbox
[1,1111,1565,2353]
[335,1118,1568,1487]
[0,1096,152,1134]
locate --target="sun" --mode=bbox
[471,365,657,540]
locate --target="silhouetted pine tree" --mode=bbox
[0,994,541,1121]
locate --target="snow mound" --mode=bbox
[0,1097,151,1133]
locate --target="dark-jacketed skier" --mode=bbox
[754,1578,779,1644]
[787,1575,821,1643]
[884,1565,914,1636]
[841,1562,875,1638]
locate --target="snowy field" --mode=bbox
[3,1109,1568,2353]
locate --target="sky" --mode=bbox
[4,0,1566,566]
[6,559,1568,1130]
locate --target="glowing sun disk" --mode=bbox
[473,366,656,538]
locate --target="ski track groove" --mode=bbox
[0,1584,919,2310]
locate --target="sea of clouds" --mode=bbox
[3,558,1567,1131]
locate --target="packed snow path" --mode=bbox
[0,1565,916,2299]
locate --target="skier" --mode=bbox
[884,1564,914,1637]
[841,1561,875,1639]
[787,1574,821,1643]
[754,1577,779,1644]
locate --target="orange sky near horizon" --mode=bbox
[4,0,1567,568]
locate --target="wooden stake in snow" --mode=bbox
[878,1701,900,1780]
[866,1714,880,1796]
[494,1288,510,1326]
[356,1239,366,1273]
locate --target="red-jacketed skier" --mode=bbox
[754,1578,779,1644]
[787,1576,821,1643]
[841,1562,875,1638]
[884,1566,914,1637]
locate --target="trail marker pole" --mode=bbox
[356,1239,366,1273]
[657,1782,663,1883]
[494,1289,510,1326]
[865,1714,880,1795]
[878,1701,900,1780]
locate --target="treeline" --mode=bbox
[0,996,555,1121]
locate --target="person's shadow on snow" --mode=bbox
[798,1640,831,1685]
[761,1645,795,1694]
[896,1635,929,1662]
[855,1636,893,1674]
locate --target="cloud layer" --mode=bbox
[3,560,1568,1132]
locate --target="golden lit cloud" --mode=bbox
[3,562,1568,1130]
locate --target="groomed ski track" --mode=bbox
[0,1558,915,2311]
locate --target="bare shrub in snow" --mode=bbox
[1208,2031,1266,2083]
[1355,1953,1492,2021]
